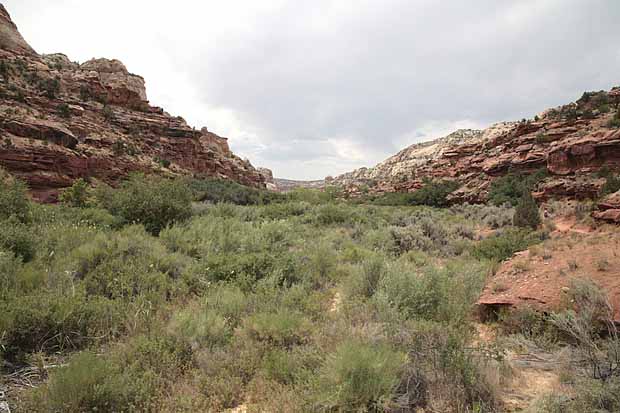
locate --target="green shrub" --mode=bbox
[375,265,445,321]
[0,171,31,222]
[374,259,487,326]
[409,179,460,207]
[0,216,35,261]
[186,177,284,205]
[287,188,334,204]
[168,303,231,349]
[0,249,23,299]
[314,340,406,411]
[97,174,192,235]
[607,111,620,128]
[57,103,71,118]
[202,252,281,285]
[40,77,60,99]
[601,173,620,196]
[498,306,559,347]
[69,225,190,300]
[117,334,192,381]
[28,202,121,229]
[472,228,541,261]
[260,348,305,385]
[513,191,541,229]
[0,292,123,361]
[203,284,248,324]
[258,201,311,220]
[307,242,337,283]
[26,351,155,412]
[242,310,311,347]
[371,192,416,206]
[344,256,385,298]
[59,178,92,208]
[22,334,191,411]
[489,169,548,206]
[550,278,619,381]
[371,180,459,207]
[154,156,171,168]
[314,203,349,225]
[102,105,114,122]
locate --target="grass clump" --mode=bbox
[314,340,406,412]
[242,310,311,348]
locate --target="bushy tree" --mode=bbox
[186,177,285,205]
[513,190,541,229]
[489,169,548,206]
[97,174,192,235]
[601,173,620,196]
[372,179,459,207]
[409,179,460,207]
[0,170,30,222]
[608,111,620,128]
[59,178,92,208]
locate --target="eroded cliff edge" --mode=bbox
[0,5,267,201]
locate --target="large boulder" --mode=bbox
[80,58,148,107]
[593,190,620,224]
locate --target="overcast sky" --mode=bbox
[5,0,620,179]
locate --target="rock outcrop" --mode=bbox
[0,4,35,56]
[477,223,620,323]
[331,90,620,204]
[593,190,620,223]
[273,178,326,192]
[0,5,266,201]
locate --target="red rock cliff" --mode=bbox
[331,89,620,203]
[0,5,266,201]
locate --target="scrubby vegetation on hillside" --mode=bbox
[366,179,460,207]
[1,171,618,412]
[488,169,548,207]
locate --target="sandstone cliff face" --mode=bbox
[0,5,34,56]
[0,6,266,201]
[331,90,620,203]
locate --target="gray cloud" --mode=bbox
[5,0,620,179]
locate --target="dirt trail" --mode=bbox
[474,324,562,411]
[501,350,562,411]
[553,217,593,235]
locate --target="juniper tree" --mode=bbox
[513,190,541,229]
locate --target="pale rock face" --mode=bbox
[257,167,274,182]
[0,4,35,55]
[333,122,518,186]
[42,53,79,70]
[80,58,148,105]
